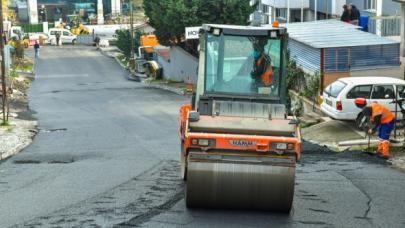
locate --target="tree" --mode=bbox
[144,0,256,46]
[115,29,142,58]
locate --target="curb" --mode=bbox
[143,82,188,96]
[0,120,38,161]
[100,48,191,97]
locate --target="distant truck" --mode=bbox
[139,34,159,59]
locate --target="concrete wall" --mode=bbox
[156,46,198,83]
[350,67,402,79]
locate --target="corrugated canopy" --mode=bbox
[280,20,398,48]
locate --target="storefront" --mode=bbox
[36,0,119,23]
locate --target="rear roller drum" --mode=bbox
[185,156,296,212]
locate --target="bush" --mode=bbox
[115,29,143,58]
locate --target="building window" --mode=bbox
[262,4,269,14]
[276,8,287,19]
[364,0,377,11]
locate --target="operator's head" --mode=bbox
[252,38,267,59]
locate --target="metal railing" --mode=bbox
[368,16,400,36]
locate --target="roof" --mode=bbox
[338,77,405,85]
[281,20,399,48]
[202,24,286,36]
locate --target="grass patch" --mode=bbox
[12,59,34,72]
[116,54,130,68]
[0,121,10,127]
[363,145,405,154]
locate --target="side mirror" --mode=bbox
[385,94,390,99]
[188,111,200,122]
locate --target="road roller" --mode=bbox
[179,24,301,212]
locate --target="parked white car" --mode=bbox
[48,28,77,45]
[28,33,49,41]
[321,77,405,129]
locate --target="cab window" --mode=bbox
[50,31,56,35]
[346,85,372,99]
[371,85,395,99]
[63,31,70,36]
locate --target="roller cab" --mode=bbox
[179,24,301,212]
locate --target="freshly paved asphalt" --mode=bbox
[0,46,404,228]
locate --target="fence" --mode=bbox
[15,23,55,33]
[76,35,94,45]
[368,16,400,37]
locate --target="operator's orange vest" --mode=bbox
[256,58,273,86]
[370,102,394,124]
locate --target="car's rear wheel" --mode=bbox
[356,112,369,131]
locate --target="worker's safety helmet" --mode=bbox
[354,98,367,109]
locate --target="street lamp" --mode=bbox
[393,0,405,79]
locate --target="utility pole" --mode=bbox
[130,1,134,59]
[314,0,317,20]
[287,0,290,23]
[301,0,304,22]
[0,0,7,124]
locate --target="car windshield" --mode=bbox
[205,34,281,97]
[324,80,347,98]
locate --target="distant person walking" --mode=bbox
[55,32,61,46]
[34,41,40,58]
[94,36,100,49]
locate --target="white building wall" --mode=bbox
[97,0,104,24]
[111,0,121,15]
[27,0,38,24]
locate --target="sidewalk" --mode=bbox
[0,53,37,161]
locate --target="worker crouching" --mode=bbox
[355,98,394,159]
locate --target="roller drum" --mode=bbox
[186,153,296,212]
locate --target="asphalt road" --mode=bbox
[1,46,405,228]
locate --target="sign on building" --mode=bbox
[185,27,202,40]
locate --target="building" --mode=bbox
[253,0,401,23]
[285,20,400,89]
[252,0,310,24]
[24,0,122,24]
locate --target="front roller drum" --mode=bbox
[186,153,296,212]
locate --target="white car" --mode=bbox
[28,33,49,41]
[48,28,77,45]
[321,77,405,128]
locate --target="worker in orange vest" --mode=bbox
[251,38,273,87]
[355,98,395,158]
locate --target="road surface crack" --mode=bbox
[337,171,373,221]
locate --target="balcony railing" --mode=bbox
[368,16,401,37]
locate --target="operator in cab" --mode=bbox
[251,38,273,91]
[355,98,395,159]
